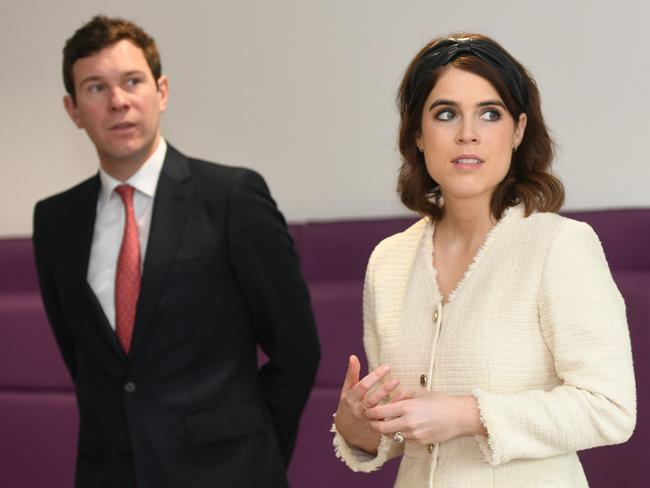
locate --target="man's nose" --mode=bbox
[109,87,129,111]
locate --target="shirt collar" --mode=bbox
[98,137,167,207]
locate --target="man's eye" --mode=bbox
[480,110,501,121]
[125,78,142,87]
[436,109,455,121]
[87,84,104,93]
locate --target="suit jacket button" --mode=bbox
[427,443,434,454]
[124,381,136,393]
[420,374,428,388]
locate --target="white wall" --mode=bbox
[1,0,648,237]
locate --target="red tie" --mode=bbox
[115,185,141,354]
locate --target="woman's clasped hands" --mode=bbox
[334,355,406,453]
[364,389,487,445]
[335,355,486,453]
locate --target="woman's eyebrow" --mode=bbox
[478,99,506,109]
[428,98,506,111]
[428,99,457,111]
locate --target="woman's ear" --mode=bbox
[415,133,424,153]
[513,112,528,149]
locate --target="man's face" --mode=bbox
[64,39,168,172]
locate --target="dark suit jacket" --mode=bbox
[33,145,320,488]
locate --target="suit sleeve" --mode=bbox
[473,220,636,465]
[33,201,77,381]
[226,169,320,464]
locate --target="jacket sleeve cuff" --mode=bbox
[472,388,504,466]
[331,422,396,472]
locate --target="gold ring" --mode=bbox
[392,431,405,443]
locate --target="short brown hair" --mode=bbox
[397,33,564,221]
[63,15,161,102]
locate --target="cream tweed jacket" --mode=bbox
[333,207,636,487]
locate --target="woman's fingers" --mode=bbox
[363,376,400,408]
[369,417,408,435]
[364,400,404,421]
[340,357,396,417]
[344,363,391,402]
[352,364,391,401]
[341,355,361,392]
[390,391,410,403]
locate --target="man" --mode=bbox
[33,15,320,488]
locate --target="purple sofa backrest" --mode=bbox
[1,207,648,488]
[0,238,39,293]
[564,209,650,270]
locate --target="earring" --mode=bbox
[512,145,518,152]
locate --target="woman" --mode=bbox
[332,34,636,487]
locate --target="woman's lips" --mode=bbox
[452,155,484,169]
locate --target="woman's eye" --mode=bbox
[436,109,455,121]
[480,109,501,121]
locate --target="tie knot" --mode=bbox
[115,184,135,203]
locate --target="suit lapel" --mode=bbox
[59,175,127,361]
[129,145,194,357]
[65,176,99,283]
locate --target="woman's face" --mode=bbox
[416,65,526,208]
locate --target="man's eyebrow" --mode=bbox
[123,70,147,77]
[428,98,506,111]
[79,70,147,87]
[79,75,103,87]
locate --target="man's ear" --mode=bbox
[63,95,84,128]
[156,75,169,113]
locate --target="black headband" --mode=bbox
[407,37,528,111]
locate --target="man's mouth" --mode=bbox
[110,122,136,131]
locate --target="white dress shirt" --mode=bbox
[87,138,167,330]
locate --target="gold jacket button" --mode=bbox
[427,443,434,454]
[420,374,428,388]
[433,310,439,322]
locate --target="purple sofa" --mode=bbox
[1,208,648,487]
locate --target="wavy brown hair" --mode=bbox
[397,33,564,221]
[63,15,161,104]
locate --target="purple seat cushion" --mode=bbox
[288,387,399,487]
[0,391,77,488]
[0,294,72,390]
